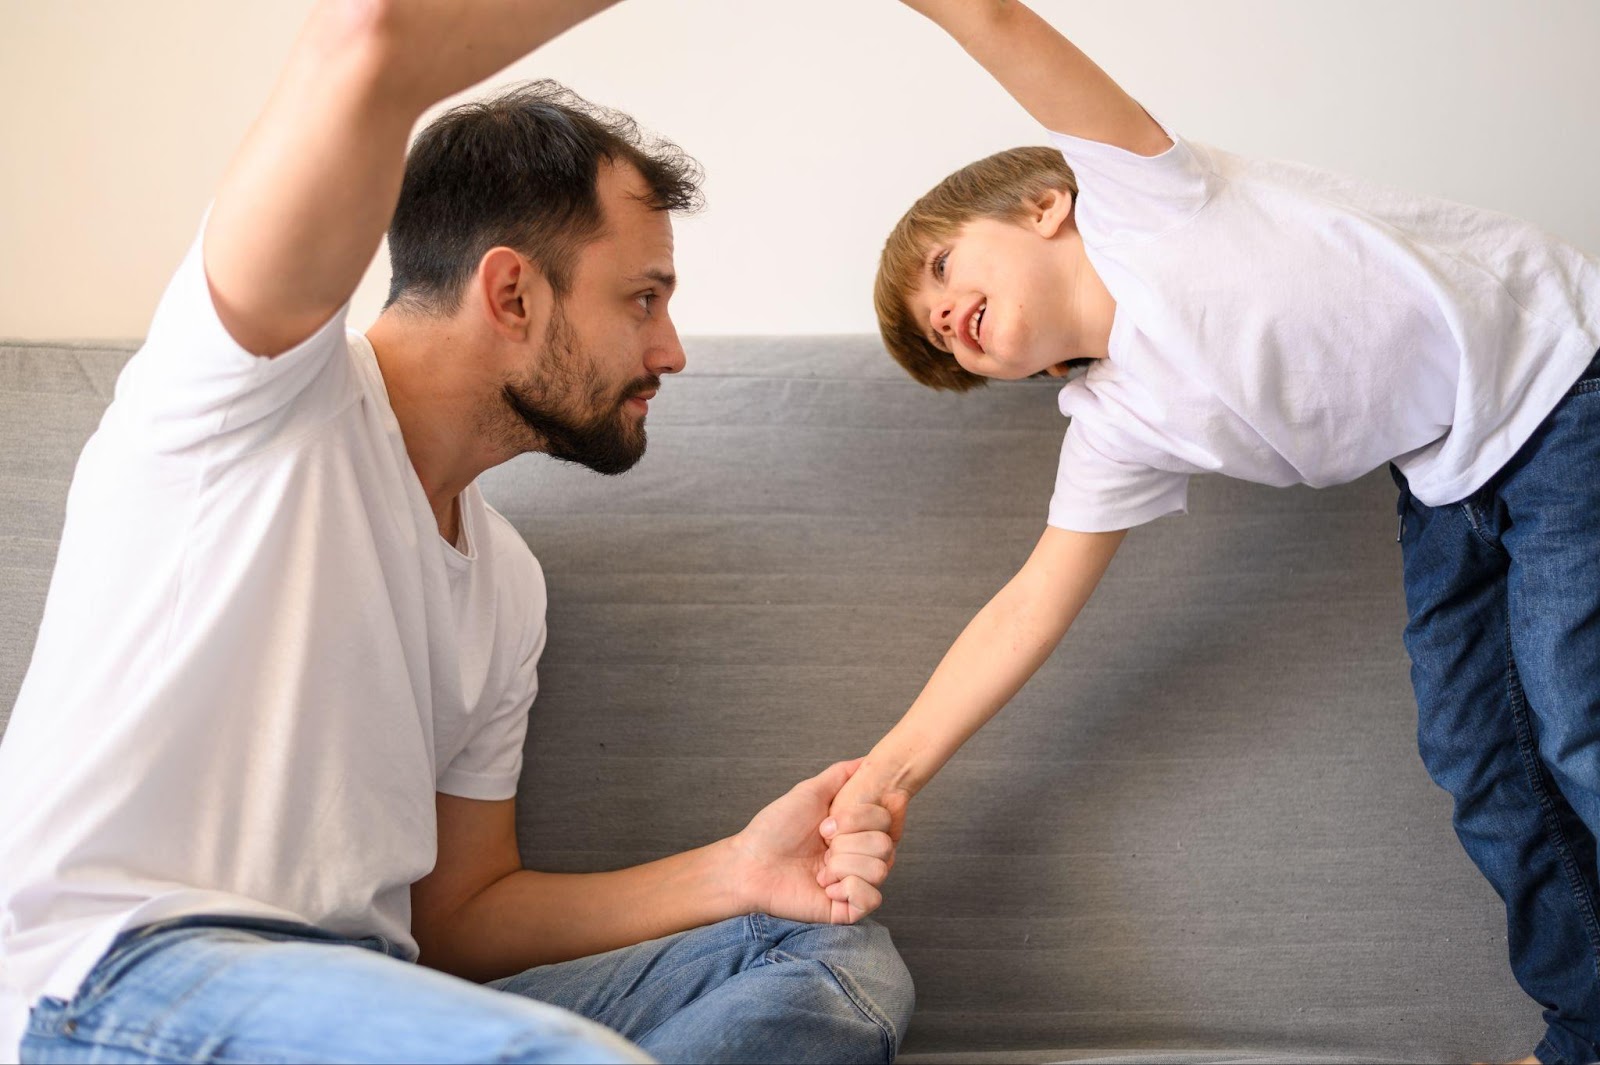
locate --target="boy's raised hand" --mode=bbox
[894,0,1169,157]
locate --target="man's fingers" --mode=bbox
[825,875,883,923]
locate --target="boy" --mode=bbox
[815,2,1600,1061]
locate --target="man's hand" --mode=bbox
[727,759,897,925]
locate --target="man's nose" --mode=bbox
[650,318,687,376]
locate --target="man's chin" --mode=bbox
[558,429,646,477]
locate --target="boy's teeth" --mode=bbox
[969,303,985,343]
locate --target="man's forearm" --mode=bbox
[417,837,743,982]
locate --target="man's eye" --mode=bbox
[636,293,656,312]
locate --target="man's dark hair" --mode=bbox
[385,80,704,314]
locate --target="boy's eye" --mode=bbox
[932,249,950,282]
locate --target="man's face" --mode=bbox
[500,162,685,475]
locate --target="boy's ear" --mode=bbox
[1029,187,1075,239]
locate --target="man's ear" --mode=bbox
[476,246,555,341]
[1030,187,1076,240]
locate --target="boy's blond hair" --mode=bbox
[874,146,1079,392]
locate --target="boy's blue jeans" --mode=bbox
[1394,349,1600,1065]
[20,912,913,1064]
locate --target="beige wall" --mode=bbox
[3,0,1598,339]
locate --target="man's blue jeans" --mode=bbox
[20,912,914,1064]
[1394,350,1600,1065]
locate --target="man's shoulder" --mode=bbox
[478,500,546,594]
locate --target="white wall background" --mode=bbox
[2,0,1597,339]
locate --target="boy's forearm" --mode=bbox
[867,527,1127,797]
[866,570,1075,795]
[895,0,1168,155]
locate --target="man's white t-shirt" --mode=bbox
[1046,123,1600,533]
[0,228,547,1060]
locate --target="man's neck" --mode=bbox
[366,313,513,543]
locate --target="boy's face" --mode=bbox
[906,190,1090,381]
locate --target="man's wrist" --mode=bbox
[711,833,760,917]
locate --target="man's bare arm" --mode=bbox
[412,760,898,983]
[900,0,1170,156]
[205,0,620,357]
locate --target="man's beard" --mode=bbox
[499,304,658,476]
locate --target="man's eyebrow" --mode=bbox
[630,269,677,291]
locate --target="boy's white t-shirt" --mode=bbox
[0,229,547,1061]
[1046,123,1600,533]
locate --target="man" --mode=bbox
[0,2,913,1062]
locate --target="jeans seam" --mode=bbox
[1571,378,1599,397]
[764,947,897,1061]
[1505,618,1600,985]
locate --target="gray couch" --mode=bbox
[1,337,1537,1063]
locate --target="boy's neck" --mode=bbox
[1063,234,1117,360]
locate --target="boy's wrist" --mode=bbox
[859,746,930,800]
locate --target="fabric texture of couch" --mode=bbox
[0,336,1537,1062]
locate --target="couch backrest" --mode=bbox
[0,337,1533,1061]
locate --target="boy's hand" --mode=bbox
[817,762,913,890]
[727,759,898,925]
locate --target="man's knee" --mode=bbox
[488,1000,652,1065]
[771,918,916,1054]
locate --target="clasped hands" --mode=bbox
[726,758,911,926]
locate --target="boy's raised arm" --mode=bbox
[899,0,1170,157]
[819,526,1126,891]
[205,0,620,358]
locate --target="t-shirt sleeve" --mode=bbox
[111,213,354,455]
[436,560,547,802]
[1048,419,1190,532]
[1048,116,1216,249]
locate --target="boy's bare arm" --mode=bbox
[899,0,1170,156]
[205,0,620,358]
[819,525,1127,877]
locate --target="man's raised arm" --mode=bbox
[205,0,619,357]
[899,0,1170,157]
